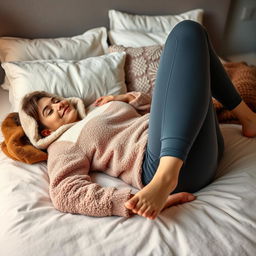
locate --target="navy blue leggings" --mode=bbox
[141,20,242,193]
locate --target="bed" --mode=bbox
[1,0,256,255]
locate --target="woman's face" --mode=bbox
[37,96,79,134]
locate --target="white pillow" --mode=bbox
[2,52,127,111]
[0,27,108,90]
[108,30,168,47]
[108,9,204,47]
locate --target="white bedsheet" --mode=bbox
[0,124,256,256]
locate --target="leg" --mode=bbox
[125,20,233,219]
[204,29,256,138]
[230,101,256,137]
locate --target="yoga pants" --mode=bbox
[141,20,242,193]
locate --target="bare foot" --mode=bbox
[242,114,256,137]
[125,186,195,220]
[125,176,190,220]
[230,101,256,138]
[161,192,196,211]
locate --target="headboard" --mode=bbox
[0,0,231,84]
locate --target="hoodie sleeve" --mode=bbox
[47,142,132,217]
[126,91,151,115]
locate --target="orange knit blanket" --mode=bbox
[213,61,256,124]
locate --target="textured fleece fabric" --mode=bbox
[47,91,151,217]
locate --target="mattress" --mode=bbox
[0,123,256,256]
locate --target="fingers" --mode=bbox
[93,97,102,105]
[93,95,114,106]
[93,97,104,106]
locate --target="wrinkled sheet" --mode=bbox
[0,124,256,256]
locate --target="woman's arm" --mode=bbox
[93,91,151,115]
[47,142,133,217]
[93,93,135,106]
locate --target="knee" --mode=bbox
[174,20,205,35]
[166,20,206,43]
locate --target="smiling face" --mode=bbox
[37,96,79,135]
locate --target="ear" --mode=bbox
[41,129,52,137]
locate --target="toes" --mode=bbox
[133,200,143,213]
[141,206,157,220]
[137,204,148,216]
[148,210,157,220]
[124,196,139,210]
[142,206,153,218]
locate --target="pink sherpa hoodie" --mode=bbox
[47,91,151,217]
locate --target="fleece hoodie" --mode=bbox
[47,91,151,217]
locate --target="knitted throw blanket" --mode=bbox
[213,61,256,124]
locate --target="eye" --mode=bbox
[52,98,60,103]
[48,109,53,116]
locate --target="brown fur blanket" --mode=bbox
[1,112,47,164]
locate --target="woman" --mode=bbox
[19,20,256,220]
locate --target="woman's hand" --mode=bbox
[93,95,115,106]
[93,94,135,106]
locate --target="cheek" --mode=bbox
[51,116,66,130]
[51,114,63,126]
[73,110,79,122]
[67,108,78,121]
[72,109,78,120]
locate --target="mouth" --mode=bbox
[62,106,70,117]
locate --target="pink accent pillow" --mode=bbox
[108,45,163,95]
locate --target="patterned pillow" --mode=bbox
[109,45,256,124]
[108,45,163,95]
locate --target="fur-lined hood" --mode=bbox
[18,93,86,150]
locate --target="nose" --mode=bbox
[53,100,67,111]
